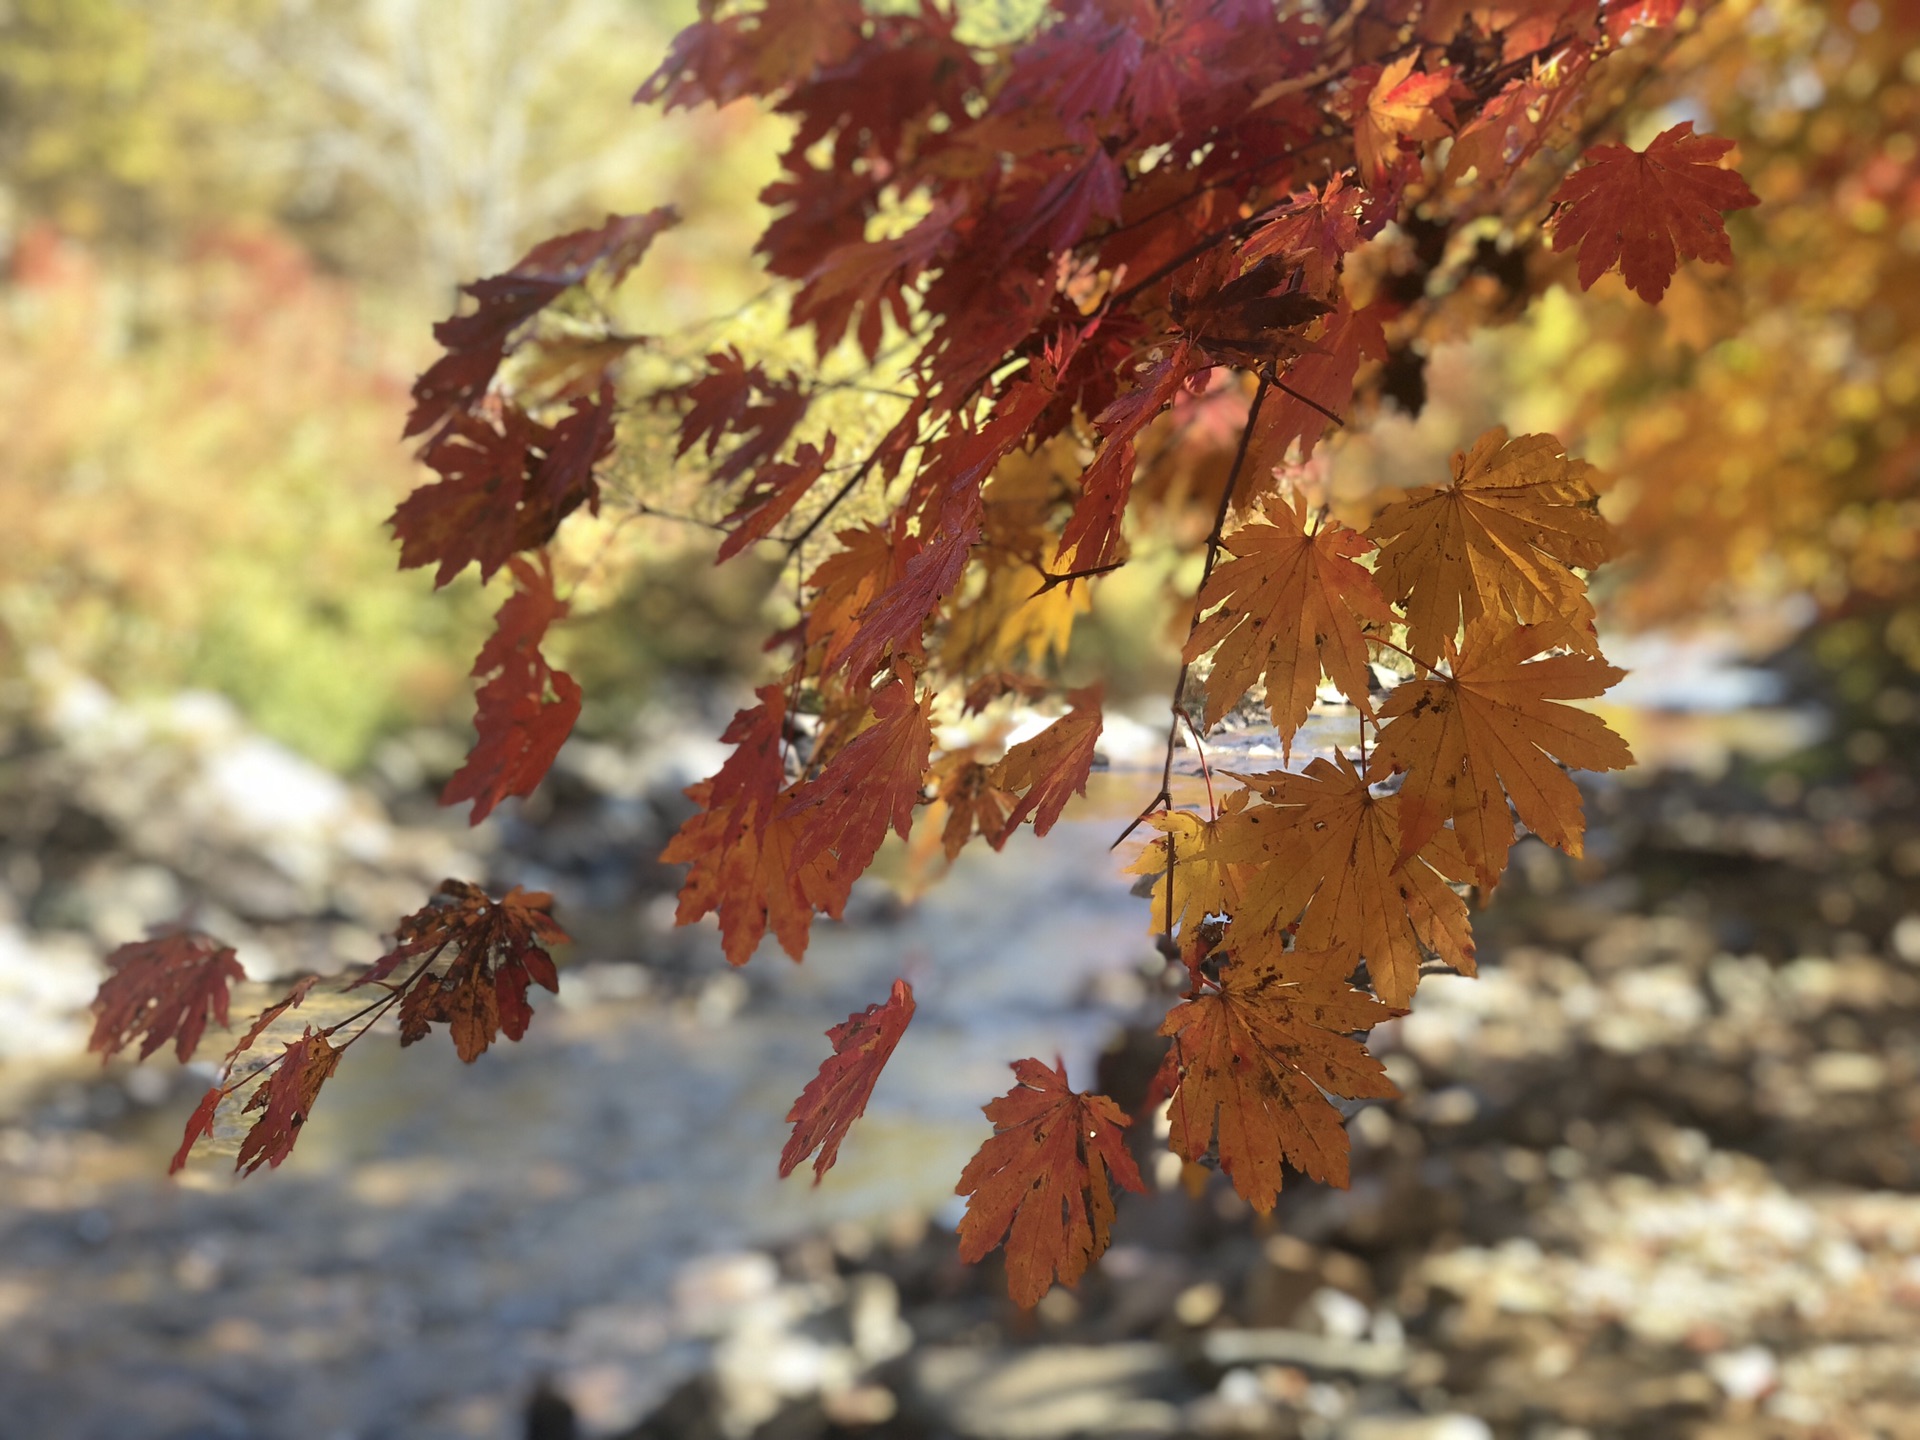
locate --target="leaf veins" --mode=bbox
[1368,620,1634,888]
[1368,426,1615,667]
[1218,756,1475,1009]
[1187,490,1393,755]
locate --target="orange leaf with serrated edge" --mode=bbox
[956,1058,1145,1309]
[1216,758,1475,1008]
[88,931,246,1064]
[929,752,1015,862]
[1369,620,1633,889]
[1157,935,1397,1210]
[1188,490,1392,755]
[989,684,1104,845]
[1369,427,1615,667]
[781,978,916,1183]
[1548,122,1758,305]
[783,670,934,909]
[1354,56,1451,180]
[1244,304,1387,485]
[234,1028,343,1174]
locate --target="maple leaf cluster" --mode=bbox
[103,0,1769,1307]
[97,882,567,1177]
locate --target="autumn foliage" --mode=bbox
[97,0,1791,1307]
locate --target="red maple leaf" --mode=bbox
[780,978,916,1183]
[956,1058,1145,1308]
[234,1028,344,1174]
[408,209,676,438]
[1060,341,1202,572]
[442,553,581,824]
[662,685,838,964]
[1244,303,1388,483]
[89,931,247,1064]
[783,669,934,911]
[394,387,615,588]
[1549,122,1759,304]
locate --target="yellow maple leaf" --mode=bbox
[1186,489,1394,756]
[1369,426,1615,666]
[1368,619,1634,889]
[1218,756,1475,1008]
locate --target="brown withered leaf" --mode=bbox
[1368,620,1634,889]
[234,1028,343,1174]
[363,880,566,1063]
[781,978,916,1183]
[956,1058,1145,1309]
[1157,936,1397,1211]
[1368,427,1615,666]
[1187,490,1393,755]
[89,931,246,1064]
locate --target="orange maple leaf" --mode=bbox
[88,931,246,1064]
[806,525,918,670]
[1354,56,1451,180]
[234,1028,344,1175]
[1548,121,1759,304]
[956,1058,1145,1308]
[1368,426,1615,667]
[781,978,916,1183]
[989,684,1104,845]
[1188,490,1393,754]
[1158,937,1398,1210]
[1217,755,1475,1008]
[928,752,1014,862]
[1369,620,1634,888]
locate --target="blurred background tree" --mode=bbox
[0,0,1915,774]
[0,0,786,770]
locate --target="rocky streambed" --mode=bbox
[0,670,1916,1439]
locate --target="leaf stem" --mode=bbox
[1111,373,1272,852]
